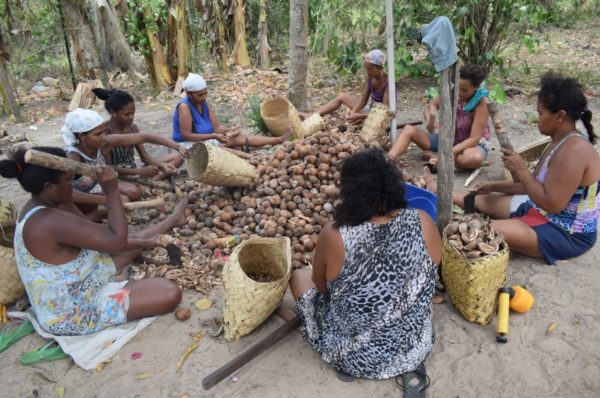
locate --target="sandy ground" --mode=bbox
[1,83,600,398]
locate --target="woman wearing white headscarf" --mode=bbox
[299,49,390,125]
[62,108,187,219]
[173,73,291,157]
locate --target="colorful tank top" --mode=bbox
[64,146,106,193]
[172,97,214,142]
[527,132,600,234]
[14,206,129,335]
[454,99,491,148]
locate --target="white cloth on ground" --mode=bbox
[8,310,156,371]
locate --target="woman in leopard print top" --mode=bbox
[290,149,441,379]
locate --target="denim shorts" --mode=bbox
[427,132,489,160]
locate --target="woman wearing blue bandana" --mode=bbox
[388,64,491,170]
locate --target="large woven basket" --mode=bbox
[186,142,259,187]
[222,237,292,341]
[504,137,551,181]
[301,113,325,137]
[441,226,509,325]
[0,197,17,248]
[260,97,304,139]
[0,246,25,306]
[361,102,393,146]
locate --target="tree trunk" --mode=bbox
[288,0,309,111]
[0,61,21,120]
[59,0,102,80]
[96,0,139,75]
[257,0,270,70]
[232,0,250,67]
[174,0,190,78]
[213,0,229,72]
[144,5,174,89]
[114,0,129,18]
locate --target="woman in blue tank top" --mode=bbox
[173,74,292,155]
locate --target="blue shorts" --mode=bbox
[510,202,597,265]
[427,132,489,160]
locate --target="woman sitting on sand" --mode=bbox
[299,49,390,125]
[92,88,184,179]
[0,146,186,335]
[388,64,491,170]
[290,149,441,392]
[456,72,600,264]
[62,108,186,218]
[173,73,291,157]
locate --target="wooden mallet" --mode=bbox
[23,149,165,211]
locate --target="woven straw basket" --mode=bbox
[0,246,25,306]
[0,197,17,248]
[223,237,292,341]
[301,113,325,137]
[361,102,393,146]
[505,137,551,181]
[260,97,304,139]
[186,142,259,187]
[441,226,509,325]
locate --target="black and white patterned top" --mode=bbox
[108,121,137,168]
[296,208,436,379]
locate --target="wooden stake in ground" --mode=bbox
[436,62,459,232]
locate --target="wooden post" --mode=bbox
[436,62,459,231]
[384,0,397,143]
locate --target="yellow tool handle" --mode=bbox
[496,287,513,343]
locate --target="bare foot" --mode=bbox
[168,195,189,228]
[420,150,436,160]
[422,166,437,193]
[432,294,446,304]
[298,111,312,120]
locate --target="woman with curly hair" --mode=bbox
[388,64,491,170]
[289,148,441,389]
[456,72,600,264]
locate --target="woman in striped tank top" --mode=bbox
[456,72,600,264]
[93,89,185,180]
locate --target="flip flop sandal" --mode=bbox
[0,318,35,353]
[335,369,356,382]
[395,362,430,398]
[20,340,68,365]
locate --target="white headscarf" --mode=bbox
[182,73,207,92]
[61,108,105,146]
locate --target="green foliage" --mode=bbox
[122,0,169,58]
[248,95,270,135]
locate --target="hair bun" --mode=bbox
[91,87,115,101]
[0,159,20,179]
